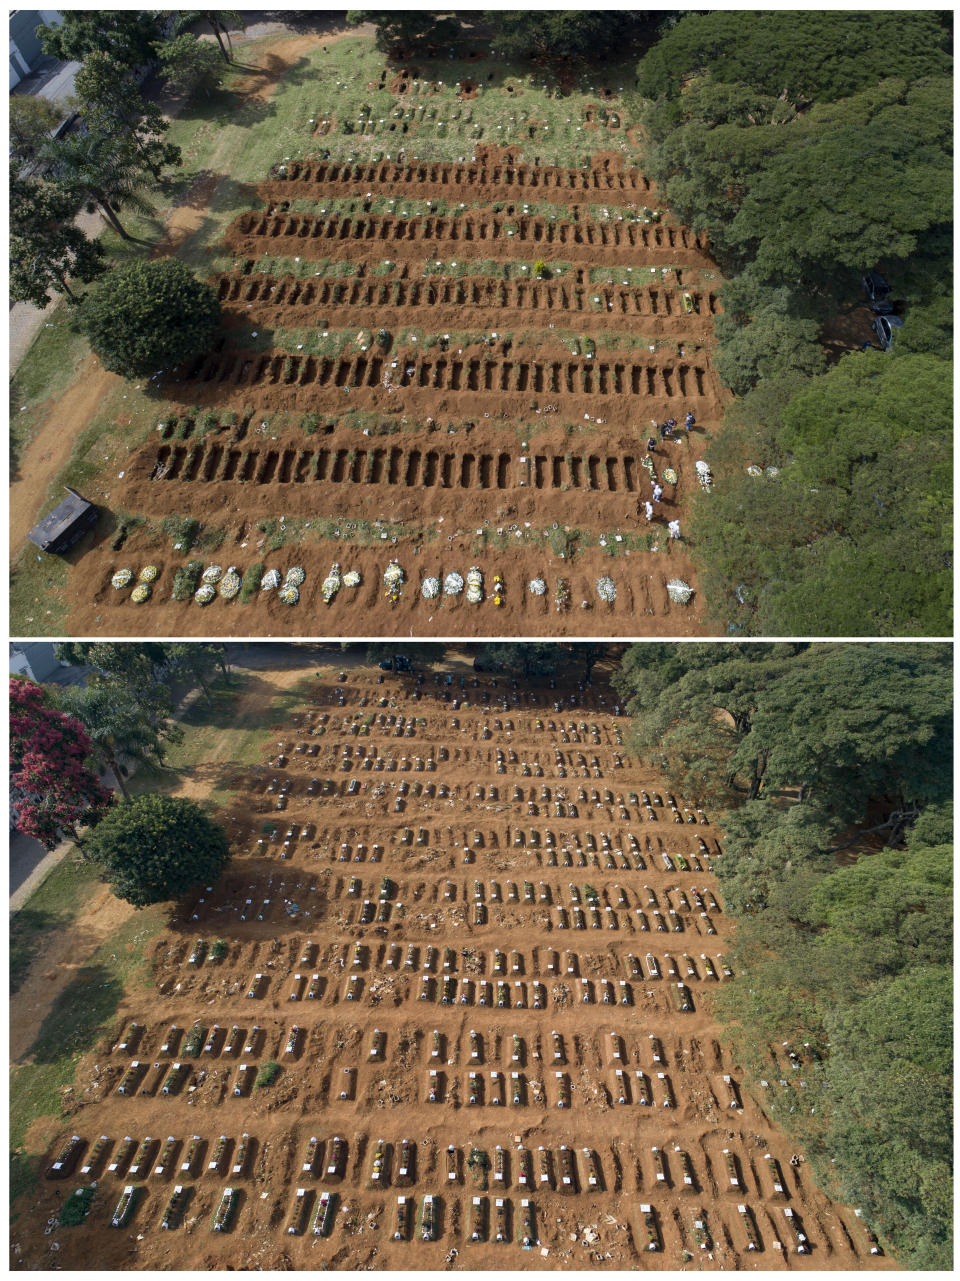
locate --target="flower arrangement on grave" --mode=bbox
[322,563,342,604]
[695,460,712,491]
[492,573,505,606]
[662,467,678,485]
[343,570,361,588]
[285,566,305,587]
[219,568,241,599]
[195,583,216,605]
[421,576,440,600]
[131,583,151,603]
[443,571,464,596]
[138,565,158,583]
[260,568,282,591]
[111,569,133,590]
[465,567,483,603]
[383,560,404,603]
[202,565,222,584]
[554,577,571,611]
[667,579,693,604]
[528,577,546,596]
[596,576,616,603]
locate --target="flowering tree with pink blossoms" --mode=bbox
[10,678,113,848]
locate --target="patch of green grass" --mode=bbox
[10,304,90,469]
[285,38,640,168]
[10,905,164,1213]
[10,859,103,994]
[9,543,71,636]
[255,1060,281,1089]
[58,1184,97,1226]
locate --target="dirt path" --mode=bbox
[10,357,119,551]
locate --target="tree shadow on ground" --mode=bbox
[26,963,124,1064]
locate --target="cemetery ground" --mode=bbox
[10,653,892,1270]
[11,26,720,638]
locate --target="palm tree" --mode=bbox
[41,131,153,241]
[174,10,247,63]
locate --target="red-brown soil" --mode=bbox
[12,664,894,1269]
[49,87,726,636]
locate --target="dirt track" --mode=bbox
[12,665,893,1270]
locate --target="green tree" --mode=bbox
[472,643,558,678]
[485,10,652,66]
[166,643,228,700]
[635,11,950,107]
[54,642,177,717]
[9,96,64,173]
[346,11,462,54]
[42,129,154,241]
[74,51,182,181]
[713,299,827,395]
[49,681,183,799]
[612,641,953,1269]
[157,32,224,95]
[10,164,106,306]
[37,10,163,69]
[689,353,952,636]
[74,258,220,379]
[173,10,247,62]
[82,793,231,907]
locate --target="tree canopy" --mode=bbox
[484,11,655,66]
[82,793,231,908]
[157,32,223,96]
[687,352,952,636]
[346,11,462,54]
[633,10,952,635]
[74,51,182,181]
[10,164,106,307]
[173,10,247,62]
[50,681,182,800]
[636,11,950,109]
[37,10,163,70]
[74,258,220,379]
[614,643,951,832]
[613,643,953,1268]
[9,97,64,173]
[10,678,113,848]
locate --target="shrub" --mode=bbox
[255,1060,281,1089]
[75,258,220,380]
[164,515,200,550]
[240,562,263,602]
[58,1185,96,1226]
[301,412,320,435]
[172,559,203,600]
